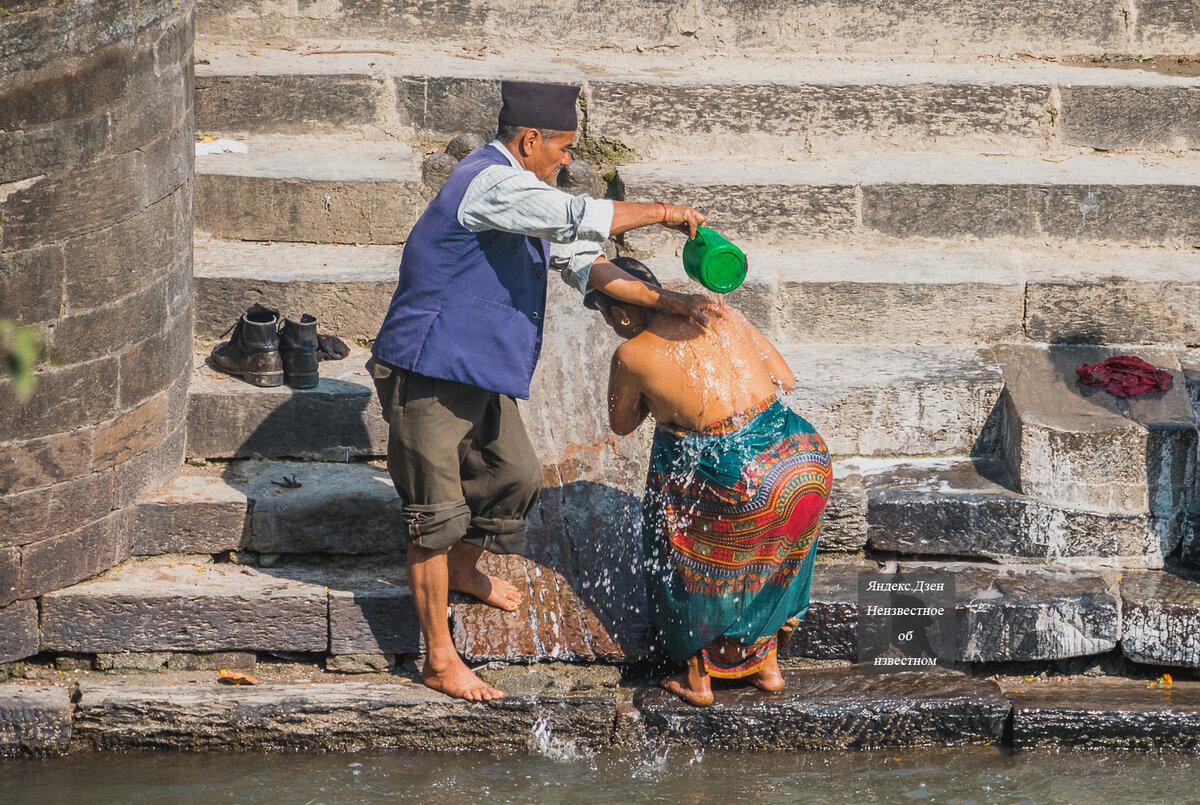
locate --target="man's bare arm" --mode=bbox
[588,258,726,327]
[609,201,706,239]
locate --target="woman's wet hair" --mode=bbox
[583,256,662,315]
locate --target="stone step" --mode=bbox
[618,153,1200,250]
[195,137,424,244]
[0,686,72,758]
[194,238,400,341]
[1007,676,1200,752]
[195,46,1200,154]
[186,342,1002,461]
[185,345,387,461]
[194,3,1199,58]
[634,667,1009,750]
[861,458,1174,566]
[996,344,1198,518]
[785,560,1122,663]
[70,679,615,752]
[1120,565,1200,668]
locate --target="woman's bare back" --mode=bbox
[614,306,794,432]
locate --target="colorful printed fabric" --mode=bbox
[642,397,832,676]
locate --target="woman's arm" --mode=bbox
[608,349,650,435]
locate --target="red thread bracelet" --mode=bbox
[657,201,668,222]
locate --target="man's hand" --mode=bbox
[662,290,728,328]
[659,204,707,239]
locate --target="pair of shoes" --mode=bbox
[210,304,321,389]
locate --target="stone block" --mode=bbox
[90,393,170,471]
[197,74,384,134]
[329,581,421,656]
[16,509,132,602]
[900,562,1119,661]
[865,459,1163,563]
[326,654,394,674]
[167,652,257,671]
[186,347,387,460]
[0,110,109,184]
[1061,85,1200,151]
[112,420,186,508]
[193,239,400,341]
[0,686,72,758]
[0,245,64,324]
[130,471,247,556]
[93,653,169,672]
[0,468,115,548]
[635,667,1009,749]
[137,123,194,209]
[109,63,190,153]
[0,601,38,664]
[40,559,329,654]
[0,549,17,608]
[0,44,131,131]
[49,277,169,365]
[819,471,867,552]
[194,138,421,244]
[1,356,118,443]
[242,461,404,554]
[72,681,615,752]
[0,151,144,251]
[1010,677,1200,751]
[1,1,138,78]
[1023,251,1200,345]
[779,345,1004,457]
[118,306,192,409]
[998,345,1197,517]
[1135,0,1200,52]
[782,562,866,660]
[1121,567,1200,668]
[0,431,92,504]
[61,191,177,310]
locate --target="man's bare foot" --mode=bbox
[747,653,785,693]
[448,566,521,611]
[422,648,504,702]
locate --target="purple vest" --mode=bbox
[372,146,549,399]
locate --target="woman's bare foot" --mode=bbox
[661,656,713,707]
[747,653,785,693]
[422,647,504,702]
[448,566,521,611]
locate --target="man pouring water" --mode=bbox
[369,80,723,701]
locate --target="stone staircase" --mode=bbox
[13,0,1200,679]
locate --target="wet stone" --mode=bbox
[71,681,616,752]
[1121,567,1200,668]
[1010,677,1200,752]
[635,667,1008,750]
[820,471,867,552]
[782,562,868,661]
[0,685,72,758]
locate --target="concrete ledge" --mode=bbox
[70,680,616,752]
[0,686,72,758]
[1010,677,1200,751]
[635,668,1008,749]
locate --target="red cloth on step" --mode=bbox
[1075,355,1173,398]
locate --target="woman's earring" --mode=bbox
[619,316,630,326]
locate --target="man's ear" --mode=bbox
[518,127,541,157]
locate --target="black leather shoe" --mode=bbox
[210,303,284,387]
[280,313,320,389]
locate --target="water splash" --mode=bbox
[529,716,596,763]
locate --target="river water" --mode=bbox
[1,745,1191,804]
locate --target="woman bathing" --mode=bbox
[587,257,832,706]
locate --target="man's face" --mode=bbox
[528,130,576,184]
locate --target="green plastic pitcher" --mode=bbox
[682,225,747,293]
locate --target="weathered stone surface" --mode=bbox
[111,418,186,508]
[396,74,503,136]
[117,304,192,409]
[445,132,486,161]
[0,468,114,548]
[1061,84,1200,151]
[194,138,422,244]
[194,239,400,341]
[420,152,458,196]
[40,559,329,654]
[0,244,64,325]
[1023,250,1200,345]
[899,562,1119,661]
[194,0,1129,56]
[782,562,869,660]
[779,345,1004,457]
[186,347,387,460]
[1,357,119,444]
[167,652,257,671]
[819,470,867,552]
[998,345,1197,518]
[1010,677,1200,751]
[240,461,405,554]
[71,680,615,752]
[0,601,38,664]
[0,106,111,184]
[636,668,1008,749]
[1121,567,1200,668]
[864,458,1166,564]
[328,575,420,656]
[93,653,170,672]
[15,509,132,602]
[0,43,132,131]
[1135,0,1200,52]
[326,654,394,674]
[196,74,384,134]
[49,277,169,365]
[130,470,247,556]
[0,686,72,758]
[90,393,170,471]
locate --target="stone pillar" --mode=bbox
[0,0,195,655]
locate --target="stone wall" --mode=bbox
[0,0,196,657]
